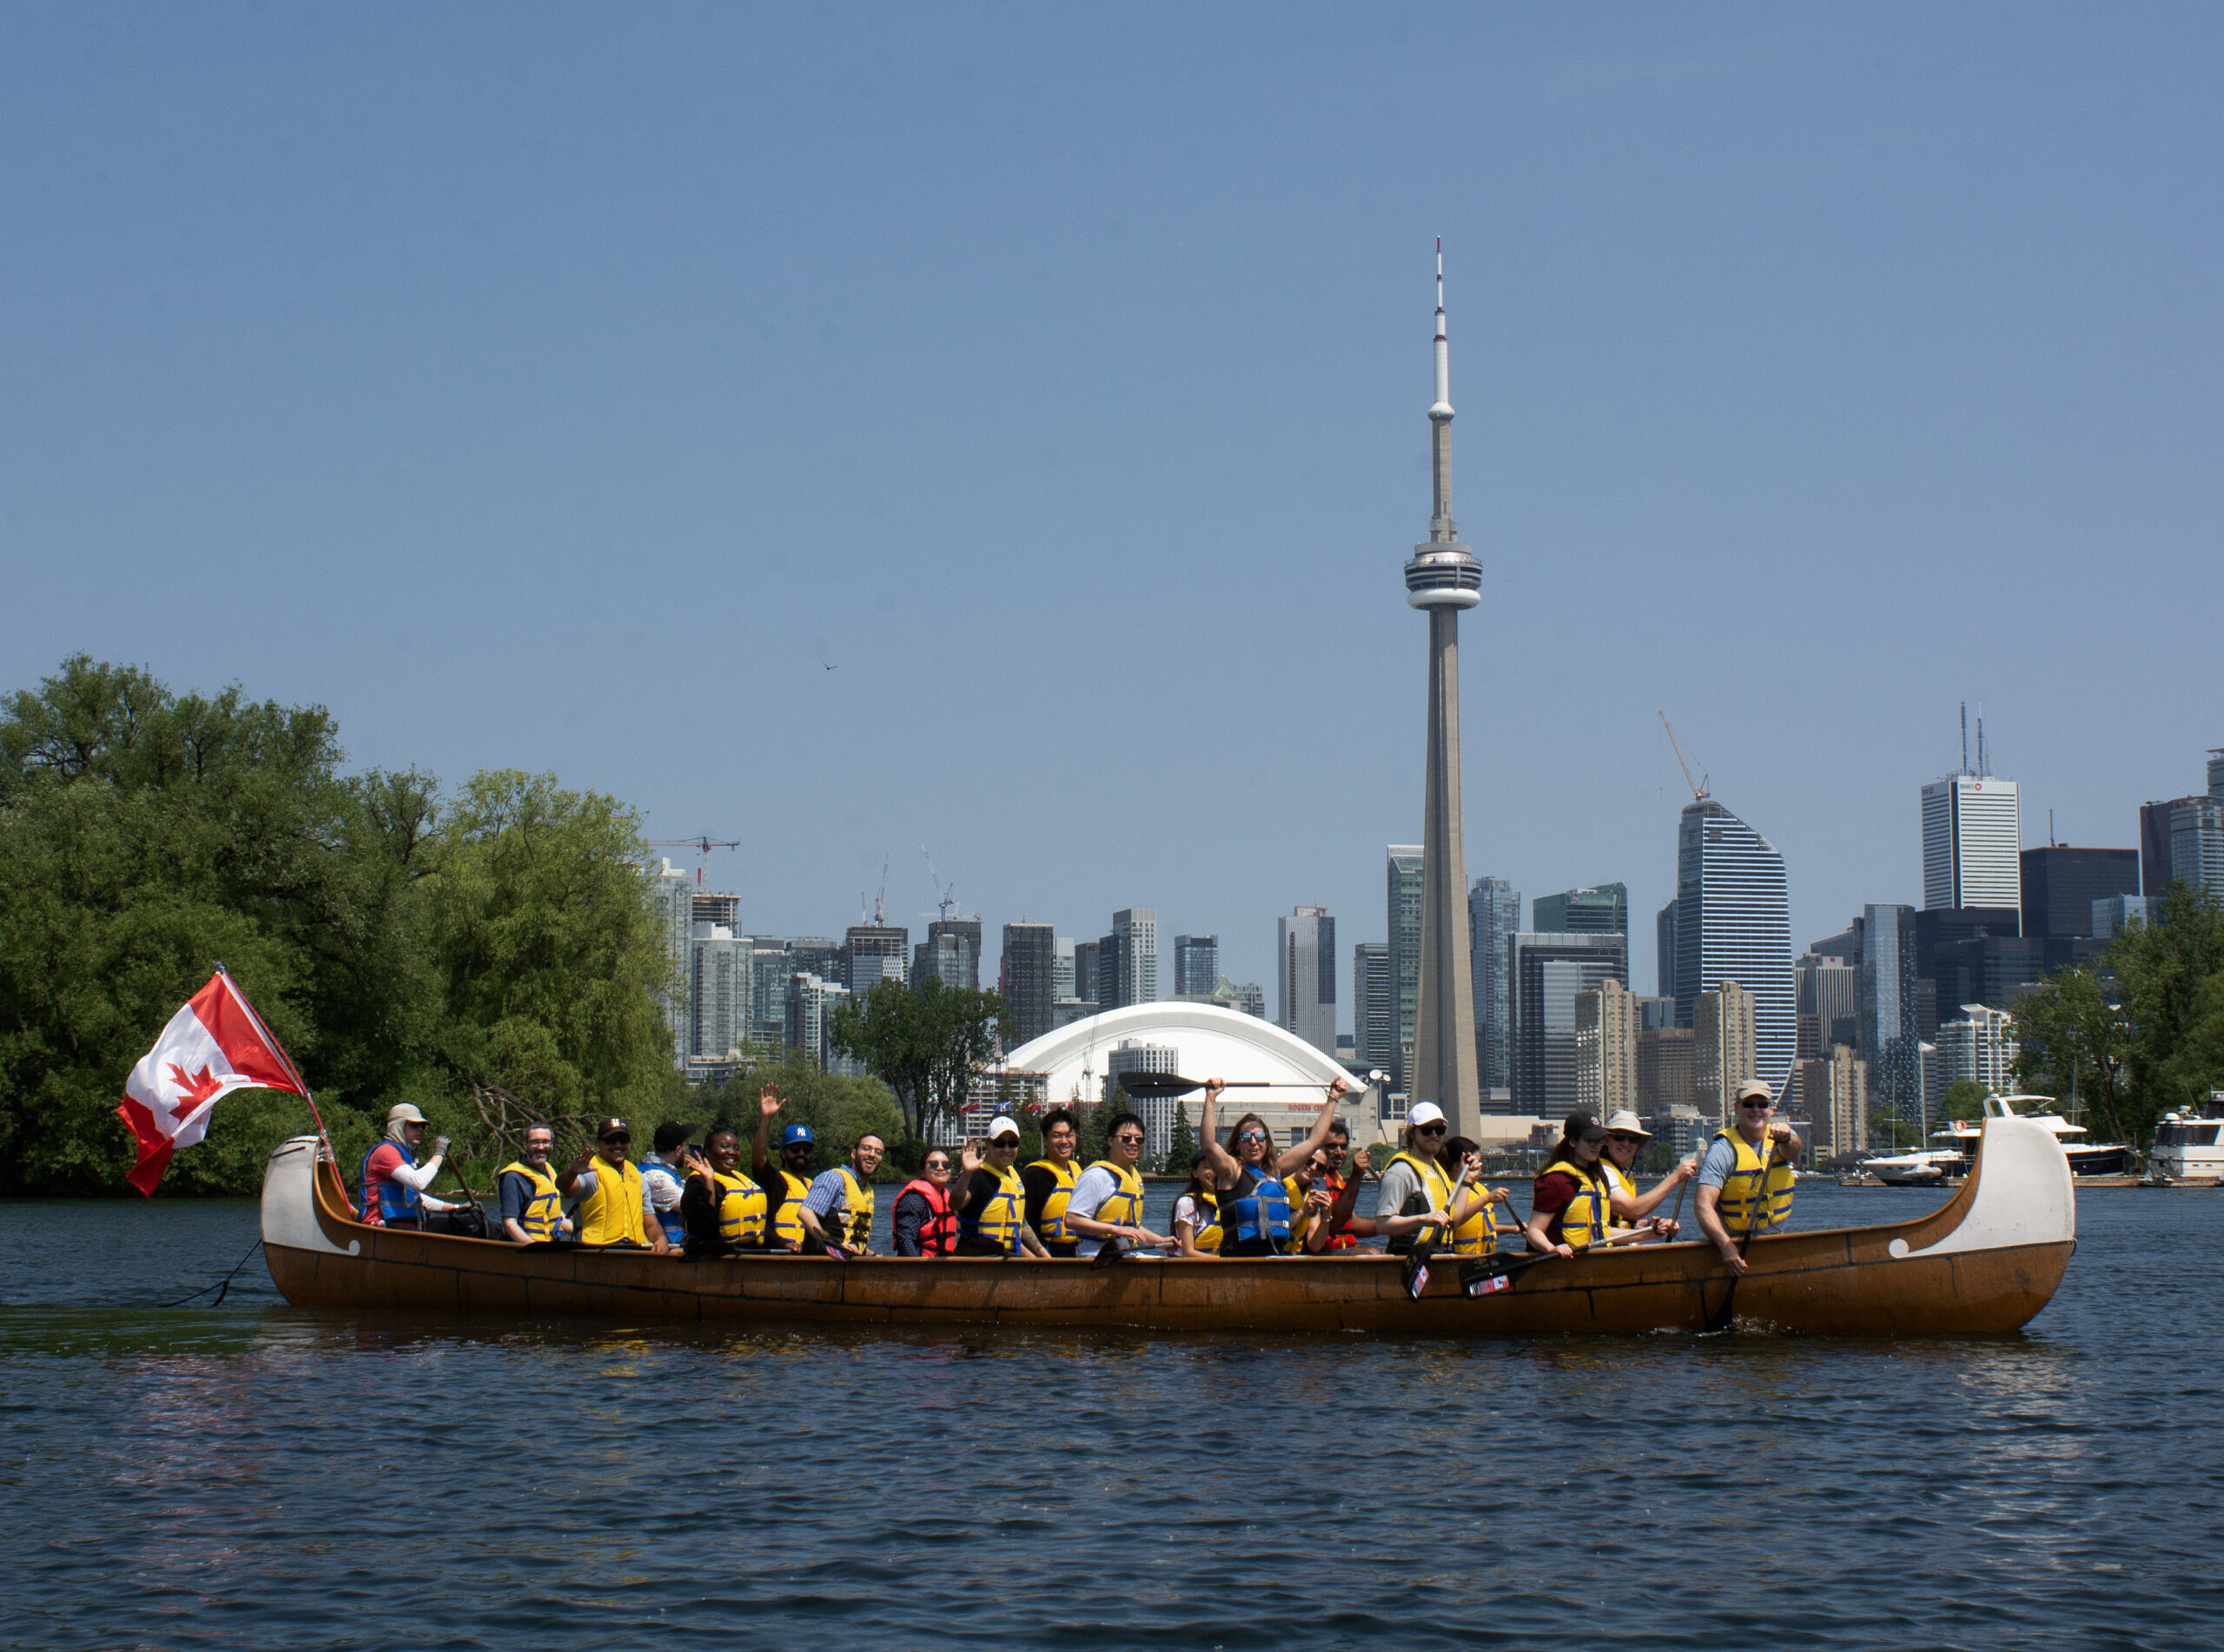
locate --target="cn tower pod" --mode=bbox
[1404,542,1481,608]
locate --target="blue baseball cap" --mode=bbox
[780,1123,815,1146]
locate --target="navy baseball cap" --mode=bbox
[780,1123,816,1146]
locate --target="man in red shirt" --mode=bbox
[1306,1118,1369,1252]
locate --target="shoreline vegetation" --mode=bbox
[5,654,2222,1197]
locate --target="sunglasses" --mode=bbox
[1738,1100,1774,1112]
[923,1160,950,1172]
[1608,1133,1644,1145]
[1415,1123,1447,1137]
[1237,1130,1269,1144]
[1113,1133,1145,1145]
[990,1137,1019,1149]
[600,1135,631,1146]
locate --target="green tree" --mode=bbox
[700,1048,904,1178]
[826,975,1004,1141]
[2012,965,2135,1138]
[1938,1079,1992,1121]
[421,769,684,1127]
[0,657,446,1193]
[1161,1100,1196,1174]
[1868,1107,1918,1151]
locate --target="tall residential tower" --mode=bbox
[1402,241,1485,1134]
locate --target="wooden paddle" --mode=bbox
[1704,1133,1779,1333]
[1456,1249,1562,1296]
[1115,1074,1332,1100]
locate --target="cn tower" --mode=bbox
[1403,239,1482,1134]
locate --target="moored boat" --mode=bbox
[261,1097,2077,1336]
[2141,1105,2224,1186]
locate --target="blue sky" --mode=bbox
[4,5,2218,1017]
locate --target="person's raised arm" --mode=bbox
[1271,1078,1349,1175]
[556,1146,594,1198]
[1198,1079,1240,1187]
[751,1086,781,1180]
[1307,1146,1371,1252]
[1613,1158,1695,1222]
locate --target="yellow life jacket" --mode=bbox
[1387,1149,1457,1249]
[961,1164,1027,1253]
[1712,1127,1796,1232]
[1603,1160,1638,1216]
[1282,1174,1314,1249]
[837,1166,877,1252]
[769,1167,813,1249]
[712,1168,767,1247]
[498,1160,563,1240]
[1026,1157,1079,1242]
[1451,1180,1498,1257]
[575,1158,648,1246]
[1180,1188,1221,1254]
[1085,1159,1146,1229]
[1539,1158,1613,1252]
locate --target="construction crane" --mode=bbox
[861,855,890,926]
[645,836,741,890]
[921,845,956,922]
[1658,712,1709,803]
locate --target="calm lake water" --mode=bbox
[3,1183,2221,1650]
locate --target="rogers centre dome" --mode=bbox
[1000,1003,1378,1159]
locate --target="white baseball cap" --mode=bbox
[988,1115,1022,1143]
[1407,1100,1446,1128]
[386,1103,427,1127]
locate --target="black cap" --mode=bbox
[1565,1111,1606,1143]
[598,1117,631,1141]
[652,1121,696,1153]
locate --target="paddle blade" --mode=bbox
[1090,1239,1125,1270]
[1400,1240,1438,1301]
[1115,1073,1201,1100]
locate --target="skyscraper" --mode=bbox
[1510,931,1627,1116]
[642,857,693,1068]
[1794,952,1859,1061]
[2172,796,2224,898]
[1656,900,1678,999]
[1401,243,1484,1133]
[1387,846,1424,1093]
[844,924,909,995]
[1051,936,1076,1001]
[1276,907,1336,1057]
[1923,776,2022,911]
[1110,908,1158,1008]
[1858,902,1922,1129]
[1693,981,1757,1126]
[1673,799,1794,1100]
[1532,883,1629,945]
[691,921,750,1060]
[1468,877,1519,1091]
[2020,845,2139,973]
[1353,942,1392,1076]
[999,922,1054,1048]
[1574,977,1638,1117]
[747,940,793,1051]
[1173,935,1220,998]
[1071,939,1099,1008]
[914,918,982,990]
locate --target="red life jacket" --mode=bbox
[898,1177,956,1257]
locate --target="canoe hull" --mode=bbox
[261,1111,2076,1336]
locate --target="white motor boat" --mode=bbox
[1934,1098,2130,1178]
[1861,1147,1965,1186]
[2144,1106,2224,1185]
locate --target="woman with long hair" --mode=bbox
[1196,1074,1348,1257]
[1171,1152,1221,1258]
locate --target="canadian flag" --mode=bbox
[117,971,308,1195]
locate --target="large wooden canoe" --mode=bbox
[261,1105,2075,1335]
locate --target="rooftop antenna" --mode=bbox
[1960,703,1969,776]
[1977,703,1988,777]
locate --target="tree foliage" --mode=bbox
[0,656,686,1195]
[2015,882,2224,1144]
[825,975,1004,1141]
[1162,1100,1196,1175]
[696,1047,904,1178]
[1938,1079,1991,1121]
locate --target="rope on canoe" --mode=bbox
[163,1238,264,1308]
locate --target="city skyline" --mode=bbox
[7,13,2217,1014]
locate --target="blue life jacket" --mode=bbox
[640,1159,687,1246]
[1220,1166,1292,1255]
[359,1141,422,1228]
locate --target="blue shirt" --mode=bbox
[802,1167,851,1227]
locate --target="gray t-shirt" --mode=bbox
[1697,1134,1741,1189]
[1372,1158,1430,1222]
[1064,1163,1121,1258]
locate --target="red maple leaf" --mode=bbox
[164,1062,224,1124]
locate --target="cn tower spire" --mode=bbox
[1401,237,1482,1137]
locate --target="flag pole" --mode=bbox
[213,962,334,1153]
